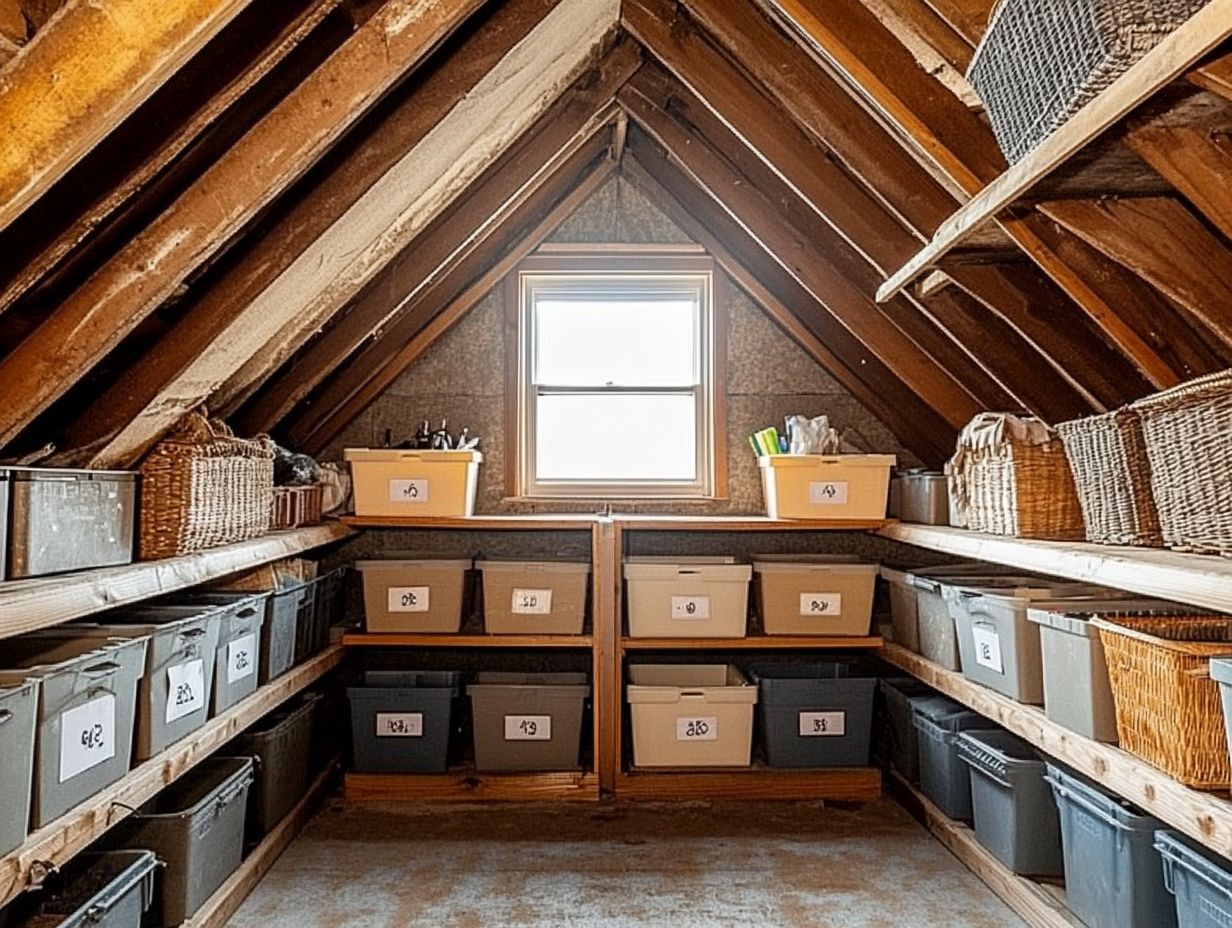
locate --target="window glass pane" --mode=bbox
[535,393,697,482]
[534,297,697,386]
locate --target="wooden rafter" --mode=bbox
[1126,125,1232,242]
[919,0,992,46]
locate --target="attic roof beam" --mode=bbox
[0,2,24,66]
[1126,126,1232,243]
[755,0,1186,390]
[1190,53,1232,101]
[0,0,257,232]
[919,0,992,46]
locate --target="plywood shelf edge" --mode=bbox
[344,770,601,801]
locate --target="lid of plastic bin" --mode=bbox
[956,729,1044,782]
[942,579,1108,602]
[1210,658,1232,687]
[467,671,591,698]
[623,558,752,581]
[899,471,945,481]
[1027,599,1191,637]
[355,670,465,690]
[746,661,875,682]
[1154,831,1232,896]
[1044,762,1162,831]
[753,557,877,575]
[757,454,897,469]
[626,664,757,705]
[0,633,149,675]
[476,559,590,574]
[344,448,482,463]
[3,465,137,480]
[911,695,981,727]
[355,558,473,570]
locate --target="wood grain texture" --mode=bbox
[345,771,601,802]
[920,0,993,45]
[1127,125,1232,242]
[342,633,594,648]
[616,767,882,801]
[621,636,885,649]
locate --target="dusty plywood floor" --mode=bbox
[226,800,1025,928]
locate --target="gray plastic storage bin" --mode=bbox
[956,729,1063,877]
[0,851,159,928]
[162,592,267,714]
[0,679,38,856]
[879,677,934,783]
[468,673,590,772]
[748,663,875,768]
[899,471,948,525]
[314,566,348,644]
[293,574,322,664]
[1046,764,1175,928]
[913,572,1038,671]
[348,672,461,774]
[882,567,920,652]
[1157,830,1232,928]
[235,694,319,840]
[0,635,148,827]
[262,580,307,683]
[913,696,985,821]
[114,756,253,927]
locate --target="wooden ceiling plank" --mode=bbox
[1040,196,1232,352]
[1126,125,1232,242]
[0,0,488,453]
[1189,53,1232,101]
[0,0,256,233]
[919,0,992,46]
[857,0,975,93]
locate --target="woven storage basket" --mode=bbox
[272,485,324,529]
[948,413,1085,540]
[1130,369,1232,556]
[1092,613,1232,789]
[968,0,1208,162]
[1056,409,1162,547]
[139,412,275,559]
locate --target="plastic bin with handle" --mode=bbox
[0,678,38,856]
[1156,829,1232,928]
[468,672,590,772]
[747,662,876,768]
[626,664,757,767]
[158,591,267,714]
[624,557,751,638]
[348,671,462,774]
[912,696,986,821]
[0,851,159,928]
[344,448,481,517]
[912,570,1041,670]
[235,693,319,841]
[357,558,471,634]
[753,556,877,636]
[478,560,590,635]
[758,454,896,520]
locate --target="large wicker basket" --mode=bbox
[1056,409,1162,547]
[1093,613,1232,789]
[1130,369,1232,556]
[139,413,275,560]
[948,413,1085,540]
[968,0,1208,162]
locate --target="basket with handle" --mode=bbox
[139,411,275,559]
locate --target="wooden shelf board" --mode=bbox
[0,523,353,641]
[616,515,893,531]
[616,765,882,801]
[342,632,594,648]
[890,772,1083,928]
[881,642,1232,858]
[621,635,884,649]
[341,515,597,530]
[0,646,345,909]
[344,770,601,801]
[880,522,1232,614]
[183,757,341,928]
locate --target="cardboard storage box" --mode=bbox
[754,556,877,636]
[345,449,482,518]
[357,559,471,633]
[478,560,590,635]
[626,664,757,767]
[624,557,752,638]
[758,454,896,520]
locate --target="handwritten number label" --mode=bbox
[376,712,424,738]
[671,595,711,620]
[972,625,1005,674]
[59,694,117,783]
[388,586,430,613]
[676,717,718,741]
[165,659,206,724]
[511,588,553,616]
[809,481,849,505]
[504,715,552,741]
[226,634,257,684]
[799,593,843,617]
[388,479,429,504]
[799,711,846,737]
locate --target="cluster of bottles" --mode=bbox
[381,418,480,451]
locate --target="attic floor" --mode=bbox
[224,799,1026,928]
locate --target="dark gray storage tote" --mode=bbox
[468,673,590,772]
[956,729,1063,877]
[112,755,253,928]
[293,574,322,665]
[235,693,319,840]
[0,678,38,857]
[912,696,985,821]
[162,592,267,714]
[262,580,307,683]
[1046,764,1175,928]
[0,635,147,827]
[349,671,462,773]
[0,850,158,928]
[748,662,875,768]
[1156,830,1232,928]
[879,677,934,784]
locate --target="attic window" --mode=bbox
[510,255,720,499]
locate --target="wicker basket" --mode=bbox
[1056,409,1162,547]
[1130,369,1232,556]
[139,413,275,560]
[948,413,1085,540]
[1093,613,1232,789]
[272,485,324,529]
[968,0,1208,162]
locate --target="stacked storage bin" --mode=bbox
[349,672,462,773]
[878,677,934,784]
[913,696,985,821]
[0,851,159,928]
[624,557,751,638]
[0,679,38,856]
[478,560,589,635]
[1156,832,1232,928]
[467,673,590,772]
[235,693,320,842]
[752,556,878,636]
[357,558,471,633]
[748,662,876,768]
[626,665,757,767]
[158,592,267,714]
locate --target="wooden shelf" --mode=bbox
[875,0,1232,302]
[342,632,594,648]
[881,642,1232,859]
[344,770,601,801]
[341,514,598,530]
[0,523,353,641]
[0,646,345,910]
[880,523,1232,613]
[183,757,341,928]
[622,634,883,649]
[616,515,893,531]
[616,765,882,801]
[890,772,1082,928]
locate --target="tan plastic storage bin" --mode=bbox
[758,454,896,520]
[754,556,877,636]
[477,560,589,635]
[357,558,471,633]
[624,557,752,638]
[627,664,758,767]
[344,449,481,518]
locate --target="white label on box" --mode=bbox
[388,478,429,503]
[388,586,430,613]
[799,711,846,737]
[972,625,1004,674]
[799,593,843,616]
[511,589,553,615]
[671,595,711,620]
[376,712,424,737]
[166,659,206,723]
[226,634,257,684]
[676,717,718,741]
[809,480,849,505]
[504,715,552,741]
[59,694,116,783]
